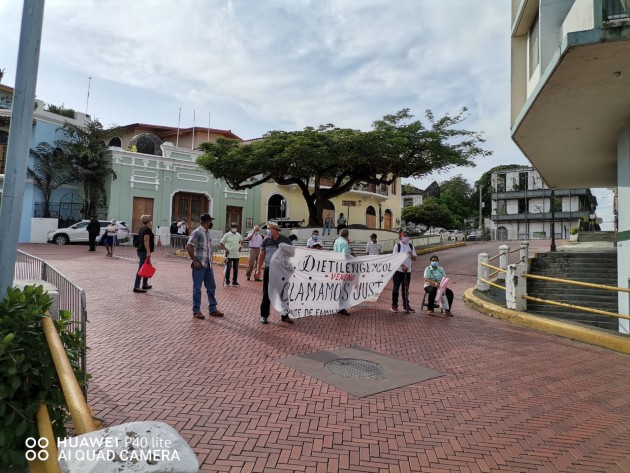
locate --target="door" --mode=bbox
[225,206,243,233]
[132,197,154,233]
[366,205,377,229]
[383,210,392,230]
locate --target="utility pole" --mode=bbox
[550,188,556,251]
[0,0,45,297]
[479,185,483,238]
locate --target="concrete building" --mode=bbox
[491,167,596,240]
[104,124,261,236]
[510,0,630,333]
[0,84,89,242]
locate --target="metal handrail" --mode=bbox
[524,273,630,293]
[480,261,505,273]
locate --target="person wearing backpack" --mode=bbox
[391,231,417,313]
[133,215,155,293]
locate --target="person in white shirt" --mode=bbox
[245,225,263,281]
[177,220,189,235]
[391,231,417,313]
[306,230,323,249]
[366,233,382,255]
[220,223,243,286]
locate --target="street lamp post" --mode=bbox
[378,203,382,230]
[550,188,556,252]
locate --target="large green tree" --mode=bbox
[27,143,73,218]
[198,109,491,226]
[437,174,476,229]
[402,197,456,229]
[57,118,117,218]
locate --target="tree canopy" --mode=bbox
[27,143,73,218]
[198,109,491,225]
[402,197,456,230]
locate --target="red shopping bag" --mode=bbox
[137,260,156,279]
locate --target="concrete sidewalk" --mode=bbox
[20,243,630,472]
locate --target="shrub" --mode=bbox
[0,285,88,468]
[570,227,579,235]
[45,103,75,119]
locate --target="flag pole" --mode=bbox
[85,76,91,115]
[176,106,181,148]
[192,109,196,150]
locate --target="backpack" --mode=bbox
[133,234,141,248]
[396,242,414,253]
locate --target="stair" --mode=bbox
[526,251,619,331]
[577,231,616,243]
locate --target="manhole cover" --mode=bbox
[324,358,389,379]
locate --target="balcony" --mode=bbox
[302,179,390,200]
[492,188,593,200]
[492,210,591,222]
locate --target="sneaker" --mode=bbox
[281,315,294,324]
[225,282,230,286]
[133,288,147,293]
[404,306,415,313]
[255,278,263,282]
[246,276,251,281]
[209,310,224,317]
[193,311,205,319]
[337,309,350,316]
[260,317,269,324]
[142,285,152,290]
[391,305,399,313]
[232,282,240,286]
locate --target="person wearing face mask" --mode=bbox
[245,225,263,281]
[220,222,243,286]
[133,215,155,293]
[307,229,323,249]
[391,231,417,313]
[423,255,453,316]
[187,213,224,319]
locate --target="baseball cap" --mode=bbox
[200,213,214,222]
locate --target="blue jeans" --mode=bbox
[134,251,149,289]
[192,265,218,313]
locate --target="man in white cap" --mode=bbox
[257,222,293,325]
[220,222,243,286]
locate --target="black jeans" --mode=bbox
[225,258,239,283]
[260,267,271,318]
[88,233,97,251]
[424,286,454,311]
[391,271,411,307]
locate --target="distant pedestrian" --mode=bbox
[333,228,352,316]
[391,231,417,313]
[105,219,118,257]
[169,221,178,235]
[336,213,347,234]
[323,214,333,235]
[87,216,100,252]
[307,230,322,249]
[177,220,189,236]
[366,233,382,255]
[186,213,224,319]
[258,221,293,325]
[133,215,154,293]
[245,225,263,281]
[220,222,243,286]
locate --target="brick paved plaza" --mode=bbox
[20,242,630,472]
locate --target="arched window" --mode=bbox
[108,137,122,147]
[268,194,287,220]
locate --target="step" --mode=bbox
[527,311,619,331]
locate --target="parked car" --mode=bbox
[448,230,465,241]
[466,230,483,241]
[47,220,129,245]
[424,227,449,236]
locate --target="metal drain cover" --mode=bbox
[324,358,389,379]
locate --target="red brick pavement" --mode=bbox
[19,242,630,472]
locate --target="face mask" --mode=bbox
[312,235,318,240]
[231,228,237,233]
[254,230,259,234]
[401,237,410,244]
[266,230,272,236]
[431,261,438,268]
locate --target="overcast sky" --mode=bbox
[0,0,614,228]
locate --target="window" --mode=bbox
[529,14,540,78]
[519,172,528,190]
[496,174,506,192]
[497,200,507,215]
[518,198,527,214]
[554,196,562,212]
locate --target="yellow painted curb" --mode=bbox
[464,287,630,355]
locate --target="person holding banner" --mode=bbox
[307,230,323,249]
[423,255,454,316]
[333,228,353,315]
[258,221,293,325]
[391,231,417,313]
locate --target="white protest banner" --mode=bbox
[268,244,407,318]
